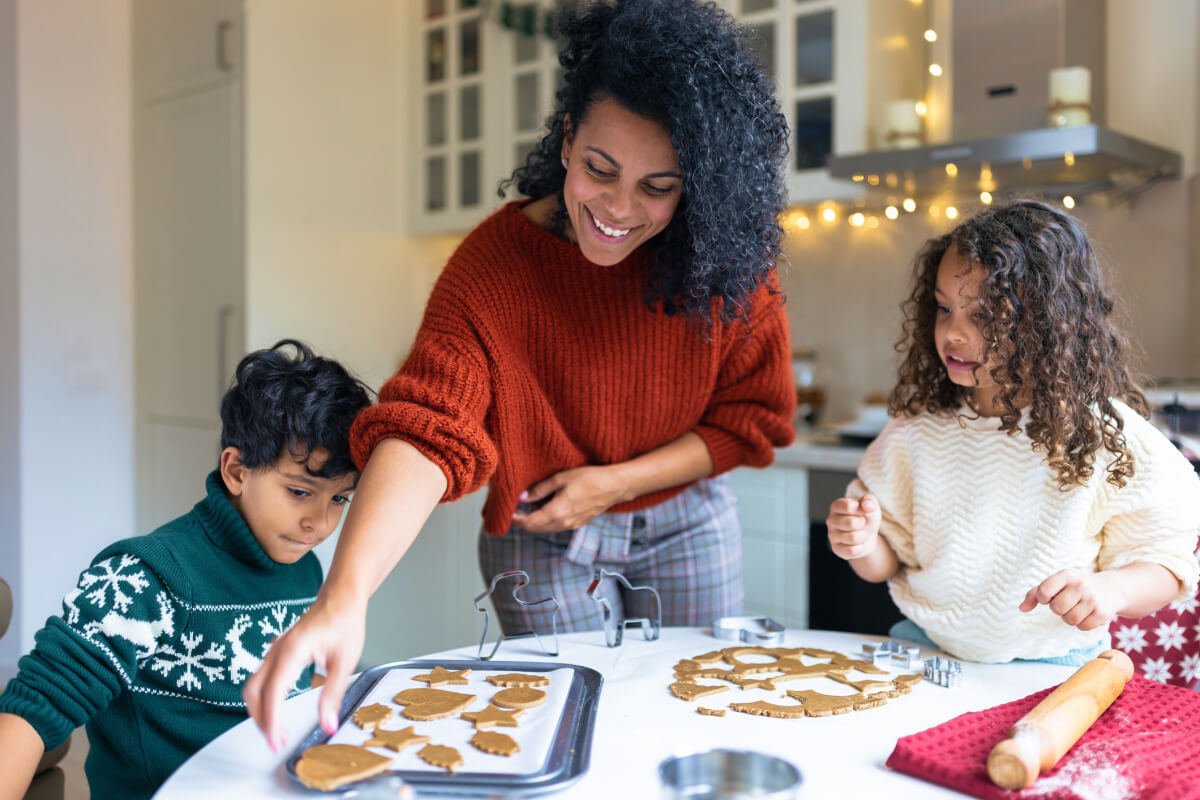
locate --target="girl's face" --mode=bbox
[934,249,1002,413]
[560,96,683,266]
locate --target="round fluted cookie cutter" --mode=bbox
[711,616,786,645]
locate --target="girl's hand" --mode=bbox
[1019,569,1124,631]
[512,466,629,532]
[826,494,883,560]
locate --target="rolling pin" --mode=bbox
[986,649,1134,790]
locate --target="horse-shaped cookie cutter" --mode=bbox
[474,570,561,661]
[586,567,662,648]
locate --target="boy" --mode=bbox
[0,340,371,800]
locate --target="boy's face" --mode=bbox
[220,447,357,564]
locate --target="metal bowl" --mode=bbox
[659,749,802,799]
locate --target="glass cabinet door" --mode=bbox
[418,0,486,225]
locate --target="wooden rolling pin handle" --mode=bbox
[986,649,1134,790]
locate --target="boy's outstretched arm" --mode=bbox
[0,712,44,800]
[1019,562,1183,631]
[827,493,900,583]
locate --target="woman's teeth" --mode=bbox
[591,211,630,238]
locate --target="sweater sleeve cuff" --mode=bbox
[0,681,75,750]
[696,425,757,475]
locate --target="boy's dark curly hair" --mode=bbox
[889,200,1149,489]
[500,0,789,323]
[220,339,373,478]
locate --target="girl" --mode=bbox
[827,200,1200,665]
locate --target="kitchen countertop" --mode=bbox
[773,430,867,471]
[154,627,1078,799]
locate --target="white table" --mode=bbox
[155,628,1075,798]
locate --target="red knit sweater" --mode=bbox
[350,201,796,536]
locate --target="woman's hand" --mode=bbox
[511,466,630,532]
[243,592,367,753]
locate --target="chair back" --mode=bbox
[1111,548,1200,688]
[0,576,11,640]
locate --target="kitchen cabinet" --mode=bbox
[410,0,889,233]
[132,0,245,531]
[729,465,811,628]
[412,0,561,234]
[719,0,868,203]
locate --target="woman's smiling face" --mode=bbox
[560,95,683,266]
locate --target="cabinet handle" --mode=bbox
[216,20,234,72]
[217,305,235,405]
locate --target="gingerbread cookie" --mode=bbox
[412,666,471,687]
[728,700,808,719]
[491,687,547,709]
[417,743,463,773]
[697,707,726,717]
[669,681,730,702]
[461,703,524,730]
[295,744,391,791]
[363,725,431,752]
[485,672,550,688]
[352,702,395,731]
[469,730,521,756]
[393,688,476,721]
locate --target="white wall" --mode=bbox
[0,0,20,672]
[244,0,460,392]
[3,0,135,664]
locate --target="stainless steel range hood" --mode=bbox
[829,124,1182,199]
[828,0,1183,201]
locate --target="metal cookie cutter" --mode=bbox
[712,616,785,646]
[923,656,964,687]
[586,568,662,648]
[474,570,561,661]
[862,639,923,671]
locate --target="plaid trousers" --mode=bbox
[477,475,744,635]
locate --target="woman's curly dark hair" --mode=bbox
[500,0,789,324]
[889,200,1150,490]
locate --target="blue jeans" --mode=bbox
[889,618,1108,666]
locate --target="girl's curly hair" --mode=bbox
[890,200,1150,490]
[500,0,789,324]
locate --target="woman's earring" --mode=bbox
[561,158,568,168]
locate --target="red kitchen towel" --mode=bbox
[886,675,1200,799]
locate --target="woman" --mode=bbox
[245,0,794,748]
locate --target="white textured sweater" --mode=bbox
[849,400,1200,663]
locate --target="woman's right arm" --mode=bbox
[242,438,447,752]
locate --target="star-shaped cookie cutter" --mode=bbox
[474,570,560,661]
[861,639,923,671]
[586,567,662,648]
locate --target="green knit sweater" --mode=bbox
[0,472,322,799]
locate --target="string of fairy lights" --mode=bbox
[784,3,1078,233]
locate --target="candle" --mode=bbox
[885,99,922,149]
[1048,66,1091,127]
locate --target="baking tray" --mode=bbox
[285,659,603,796]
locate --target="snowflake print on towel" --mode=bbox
[152,632,226,692]
[1114,545,1200,688]
[1113,624,1148,653]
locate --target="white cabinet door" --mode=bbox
[135,0,241,104]
[133,0,244,530]
[730,465,809,628]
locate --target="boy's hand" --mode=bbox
[826,494,882,560]
[1019,569,1123,631]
